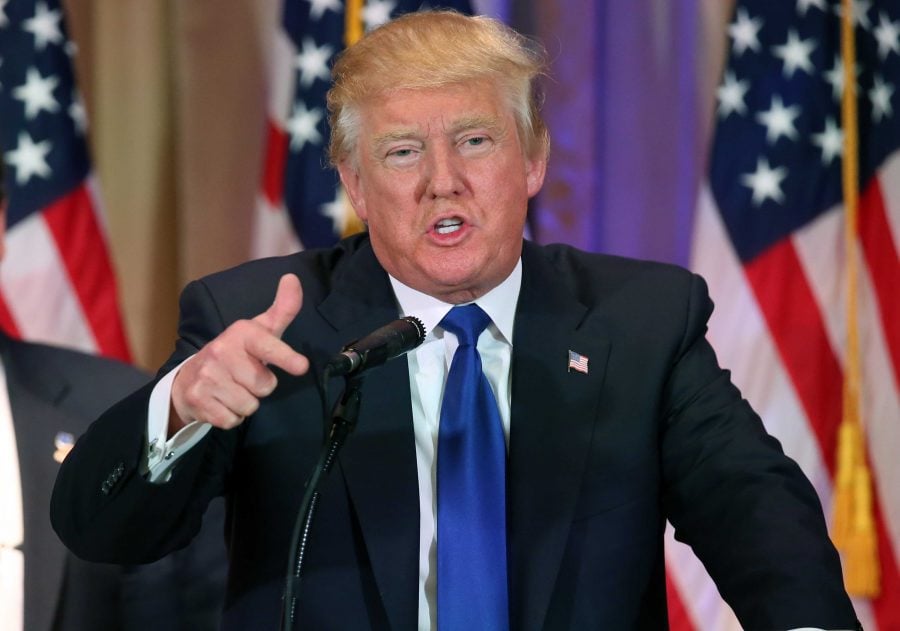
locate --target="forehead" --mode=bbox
[357,81,512,138]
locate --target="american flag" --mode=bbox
[567,349,589,375]
[251,0,473,259]
[0,0,130,361]
[679,1,900,629]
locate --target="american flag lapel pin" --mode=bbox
[53,432,75,464]
[567,350,589,375]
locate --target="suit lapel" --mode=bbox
[316,243,420,630]
[507,243,611,631]
[3,339,72,631]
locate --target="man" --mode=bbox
[51,11,858,630]
[0,168,226,628]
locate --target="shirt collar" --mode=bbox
[388,259,522,345]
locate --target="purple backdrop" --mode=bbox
[475,0,712,267]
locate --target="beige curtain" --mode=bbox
[64,0,277,371]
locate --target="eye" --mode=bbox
[459,134,493,155]
[383,145,421,167]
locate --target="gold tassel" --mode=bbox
[843,466,880,597]
[830,421,857,549]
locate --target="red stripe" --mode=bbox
[859,178,900,392]
[0,291,22,338]
[666,572,695,631]
[745,240,900,629]
[42,183,131,362]
[261,118,288,206]
[744,240,843,470]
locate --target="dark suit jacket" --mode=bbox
[4,334,227,631]
[51,235,858,630]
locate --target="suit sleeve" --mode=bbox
[659,274,857,630]
[51,279,241,564]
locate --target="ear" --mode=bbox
[337,159,368,222]
[525,151,547,199]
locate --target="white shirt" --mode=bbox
[0,361,25,631]
[389,261,521,630]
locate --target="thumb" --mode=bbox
[255,273,303,337]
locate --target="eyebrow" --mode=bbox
[371,114,508,152]
[446,115,505,136]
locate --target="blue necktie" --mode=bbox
[437,304,509,631]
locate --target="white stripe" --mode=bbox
[858,253,900,572]
[878,152,900,253]
[268,28,297,127]
[1,213,98,353]
[250,195,303,260]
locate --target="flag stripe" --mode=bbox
[0,294,22,339]
[743,241,842,471]
[260,120,289,207]
[1,212,98,352]
[665,571,695,631]
[41,184,130,361]
[859,180,900,390]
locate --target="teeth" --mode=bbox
[435,218,463,235]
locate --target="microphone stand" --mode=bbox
[280,370,364,631]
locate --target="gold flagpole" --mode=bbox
[831,0,879,598]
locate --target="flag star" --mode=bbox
[870,75,895,122]
[741,157,788,206]
[363,0,396,31]
[295,38,333,88]
[756,95,801,144]
[796,0,827,15]
[823,55,860,101]
[320,185,351,234]
[287,101,323,151]
[0,0,9,28]
[717,71,750,118]
[772,29,817,78]
[23,1,64,50]
[834,0,872,31]
[4,132,53,185]
[874,12,900,60]
[12,67,60,119]
[69,90,87,134]
[729,8,763,56]
[306,0,342,21]
[811,117,843,165]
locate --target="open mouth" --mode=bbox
[434,217,464,235]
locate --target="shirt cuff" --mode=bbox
[142,357,212,483]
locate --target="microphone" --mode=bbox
[326,316,426,376]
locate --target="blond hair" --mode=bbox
[326,10,549,166]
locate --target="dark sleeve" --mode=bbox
[50,279,240,565]
[659,274,858,630]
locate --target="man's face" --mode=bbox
[338,80,546,304]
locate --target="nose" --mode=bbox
[422,142,465,199]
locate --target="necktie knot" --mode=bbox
[440,304,491,347]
